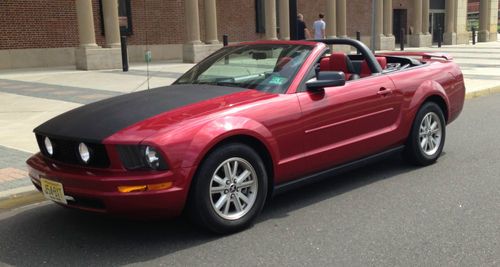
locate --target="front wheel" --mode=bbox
[404,102,446,166]
[188,143,268,234]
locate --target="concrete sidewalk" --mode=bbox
[0,39,499,210]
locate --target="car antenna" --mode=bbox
[144,0,151,90]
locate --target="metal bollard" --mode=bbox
[400,28,405,51]
[356,31,361,41]
[120,36,129,72]
[223,34,229,64]
[438,27,442,48]
[472,27,476,45]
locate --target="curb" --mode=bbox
[1,85,499,213]
[0,190,45,213]
[465,85,500,100]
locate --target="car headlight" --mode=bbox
[78,142,91,164]
[116,145,168,171]
[44,136,54,156]
[144,146,160,169]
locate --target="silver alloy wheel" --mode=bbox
[209,157,258,220]
[418,112,442,156]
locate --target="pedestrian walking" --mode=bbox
[297,13,311,40]
[313,13,326,39]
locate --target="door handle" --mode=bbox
[377,87,393,96]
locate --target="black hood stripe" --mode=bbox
[34,84,247,143]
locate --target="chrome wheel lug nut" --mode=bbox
[224,189,229,194]
[226,180,230,185]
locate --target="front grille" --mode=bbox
[36,134,110,168]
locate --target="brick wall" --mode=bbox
[125,0,185,46]
[216,0,263,42]
[0,0,79,49]
[0,0,188,50]
[0,0,433,50]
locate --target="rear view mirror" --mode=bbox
[306,71,346,91]
[251,52,267,60]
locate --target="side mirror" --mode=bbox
[306,71,346,91]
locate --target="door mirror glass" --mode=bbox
[306,71,346,91]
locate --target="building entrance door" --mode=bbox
[393,9,407,44]
[430,11,445,43]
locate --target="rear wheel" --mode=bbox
[188,143,268,234]
[404,102,446,166]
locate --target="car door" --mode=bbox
[297,74,402,173]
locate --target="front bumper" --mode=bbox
[27,153,193,219]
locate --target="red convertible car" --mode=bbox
[27,39,465,233]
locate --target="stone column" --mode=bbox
[378,0,396,50]
[413,0,423,35]
[102,0,121,48]
[456,0,470,44]
[422,0,430,34]
[336,0,347,38]
[409,0,425,46]
[325,0,336,38]
[481,0,499,42]
[265,0,278,40]
[75,0,98,48]
[444,0,457,44]
[204,0,219,44]
[490,0,499,41]
[183,0,221,63]
[373,0,384,49]
[279,0,290,40]
[421,0,433,46]
[383,0,393,36]
[478,0,490,42]
[75,0,121,70]
[185,0,202,44]
[375,0,383,37]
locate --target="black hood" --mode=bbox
[34,84,247,143]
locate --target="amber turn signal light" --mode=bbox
[118,182,173,193]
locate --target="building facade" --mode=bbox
[0,0,498,70]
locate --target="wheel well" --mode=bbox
[424,95,449,122]
[202,135,275,198]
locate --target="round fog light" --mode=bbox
[44,137,53,156]
[78,143,90,163]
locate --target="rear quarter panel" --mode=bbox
[387,60,465,141]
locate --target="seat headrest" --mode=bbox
[329,52,356,74]
[376,56,387,70]
[360,56,388,77]
[319,57,330,71]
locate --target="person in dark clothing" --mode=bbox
[297,13,311,40]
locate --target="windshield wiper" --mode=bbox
[192,80,242,87]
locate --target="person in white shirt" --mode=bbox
[313,13,326,39]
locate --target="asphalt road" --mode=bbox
[1,94,499,267]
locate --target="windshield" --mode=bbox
[174,44,313,94]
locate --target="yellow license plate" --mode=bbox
[40,178,67,204]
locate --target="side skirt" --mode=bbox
[272,146,405,196]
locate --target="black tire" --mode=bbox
[187,143,268,234]
[404,102,446,166]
